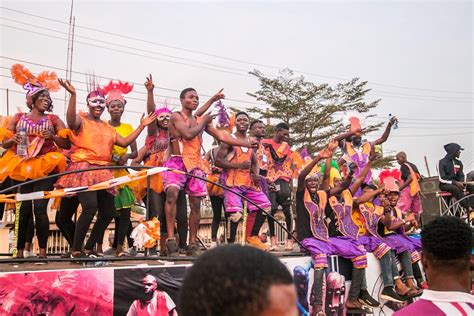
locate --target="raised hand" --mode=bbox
[348,162,357,174]
[389,116,398,126]
[144,74,154,92]
[140,112,158,128]
[58,79,76,95]
[203,113,218,125]
[327,139,338,152]
[319,147,332,159]
[211,89,225,102]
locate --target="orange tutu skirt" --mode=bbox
[130,172,163,201]
[207,172,224,197]
[0,150,66,182]
[130,153,165,201]
[55,161,116,195]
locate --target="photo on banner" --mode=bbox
[113,265,187,316]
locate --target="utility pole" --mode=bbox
[424,155,431,177]
[64,0,75,119]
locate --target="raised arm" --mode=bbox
[374,116,397,145]
[206,124,254,148]
[144,74,158,136]
[354,187,384,207]
[320,140,340,191]
[58,79,81,131]
[329,170,353,197]
[349,161,372,195]
[320,157,332,191]
[215,142,249,170]
[115,113,157,148]
[333,128,360,143]
[194,89,224,117]
[171,113,210,141]
[297,154,324,192]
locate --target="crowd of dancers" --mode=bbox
[0,64,472,314]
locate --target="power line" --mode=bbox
[5,16,473,103]
[0,66,183,107]
[368,90,472,101]
[0,16,253,75]
[2,87,472,138]
[3,18,471,105]
[0,23,252,78]
[368,92,472,103]
[0,87,146,115]
[0,56,262,107]
[1,6,473,96]
[2,17,473,103]
[368,131,474,138]
[364,120,473,128]
[373,115,474,122]
[2,21,472,103]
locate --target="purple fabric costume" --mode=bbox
[301,190,368,269]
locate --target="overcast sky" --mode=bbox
[1,0,472,176]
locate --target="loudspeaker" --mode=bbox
[421,192,440,225]
[420,176,439,195]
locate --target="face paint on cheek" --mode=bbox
[87,97,106,108]
[157,114,171,121]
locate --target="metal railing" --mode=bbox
[0,165,302,263]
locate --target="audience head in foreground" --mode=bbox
[394,216,473,315]
[179,244,298,316]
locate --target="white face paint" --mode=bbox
[87,96,106,108]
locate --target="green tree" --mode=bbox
[247,68,395,168]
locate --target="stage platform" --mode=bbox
[0,250,305,273]
[0,251,406,316]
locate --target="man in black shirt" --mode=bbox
[396,152,423,221]
[438,143,473,211]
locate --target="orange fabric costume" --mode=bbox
[0,113,67,182]
[55,112,117,193]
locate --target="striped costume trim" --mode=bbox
[373,242,391,259]
[311,253,328,269]
[351,254,368,269]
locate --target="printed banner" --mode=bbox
[0,255,405,316]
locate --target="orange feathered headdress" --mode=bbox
[11,64,60,107]
[379,169,401,192]
[101,80,133,105]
